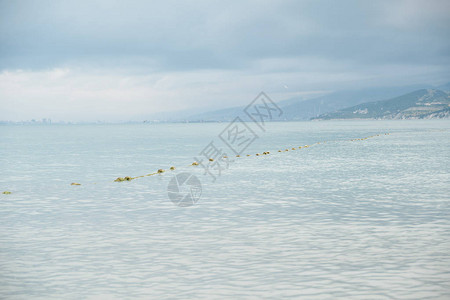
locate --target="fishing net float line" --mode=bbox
[101,133,390,185]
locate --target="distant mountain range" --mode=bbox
[313,89,450,120]
[140,82,450,122]
[183,84,435,122]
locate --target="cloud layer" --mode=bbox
[1,0,449,121]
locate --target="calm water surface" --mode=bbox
[0,120,449,299]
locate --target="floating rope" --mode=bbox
[108,132,390,184]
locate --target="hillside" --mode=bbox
[313,89,450,120]
[184,84,430,122]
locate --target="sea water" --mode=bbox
[0,120,449,299]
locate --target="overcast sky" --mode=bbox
[1,0,449,121]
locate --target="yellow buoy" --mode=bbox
[3,191,12,194]
[170,166,176,170]
[71,182,81,186]
[192,162,199,166]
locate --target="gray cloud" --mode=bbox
[1,0,449,70]
[0,0,449,121]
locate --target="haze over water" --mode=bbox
[0,120,449,299]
